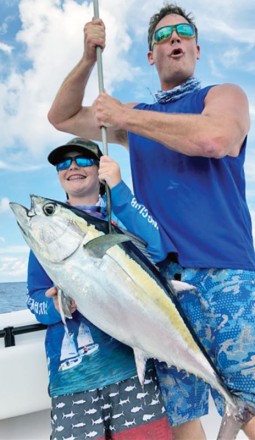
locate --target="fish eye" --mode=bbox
[43,202,56,216]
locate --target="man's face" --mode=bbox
[148,14,200,90]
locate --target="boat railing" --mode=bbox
[0,322,47,347]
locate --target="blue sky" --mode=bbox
[0,0,255,282]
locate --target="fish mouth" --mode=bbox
[9,202,30,236]
[10,195,43,237]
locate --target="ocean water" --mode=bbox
[0,281,27,313]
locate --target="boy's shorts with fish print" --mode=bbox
[50,367,172,439]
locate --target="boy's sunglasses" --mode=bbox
[56,156,97,171]
[151,23,195,48]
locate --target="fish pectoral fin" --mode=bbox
[133,348,148,387]
[169,280,195,292]
[57,288,73,321]
[83,234,131,258]
[118,228,155,264]
[117,228,147,248]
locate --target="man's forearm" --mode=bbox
[48,57,95,127]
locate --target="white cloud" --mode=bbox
[208,58,224,79]
[0,245,29,254]
[249,105,255,119]
[221,48,241,69]
[245,62,255,74]
[0,197,10,213]
[0,244,29,282]
[0,161,8,170]
[0,160,44,171]
[0,253,28,282]
[0,0,141,163]
[0,42,13,54]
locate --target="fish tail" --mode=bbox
[217,400,255,440]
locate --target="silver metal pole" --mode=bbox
[93,0,112,230]
[93,0,108,155]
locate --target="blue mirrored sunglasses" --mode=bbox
[56,156,97,171]
[152,23,195,48]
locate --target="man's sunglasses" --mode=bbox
[151,23,196,48]
[56,156,97,171]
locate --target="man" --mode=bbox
[48,3,255,439]
[27,137,172,439]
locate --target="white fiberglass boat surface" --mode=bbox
[0,309,51,439]
[0,309,247,440]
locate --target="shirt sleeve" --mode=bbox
[110,181,167,262]
[26,251,62,325]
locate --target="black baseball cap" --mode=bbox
[48,137,103,165]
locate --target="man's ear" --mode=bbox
[147,50,155,66]
[196,44,200,60]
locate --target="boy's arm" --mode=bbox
[111,180,167,263]
[27,251,62,325]
[99,155,167,262]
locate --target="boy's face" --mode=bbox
[57,151,99,199]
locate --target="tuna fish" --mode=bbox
[10,195,254,439]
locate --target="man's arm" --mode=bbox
[48,19,250,158]
[48,18,129,147]
[93,84,250,158]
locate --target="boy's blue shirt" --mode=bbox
[110,180,166,262]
